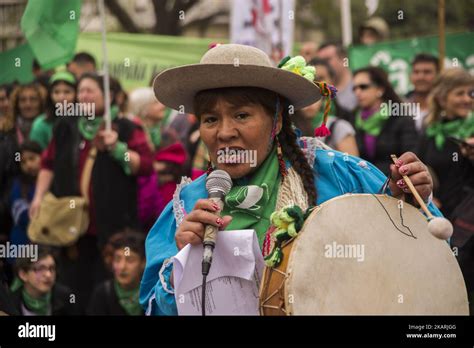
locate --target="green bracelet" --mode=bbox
[110,141,131,175]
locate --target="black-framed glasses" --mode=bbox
[353,83,374,92]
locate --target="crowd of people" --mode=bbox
[0,40,473,316]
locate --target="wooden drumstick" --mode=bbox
[390,154,452,240]
[390,155,433,219]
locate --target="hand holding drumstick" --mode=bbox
[390,154,452,240]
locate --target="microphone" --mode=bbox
[202,170,232,277]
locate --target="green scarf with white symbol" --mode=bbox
[221,146,281,247]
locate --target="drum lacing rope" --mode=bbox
[259,266,289,314]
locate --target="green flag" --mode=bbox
[0,44,35,85]
[20,0,82,70]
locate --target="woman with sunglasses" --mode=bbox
[353,67,418,176]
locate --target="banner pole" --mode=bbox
[340,0,353,48]
[438,0,445,71]
[98,0,111,131]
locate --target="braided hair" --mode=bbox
[194,87,317,207]
[277,102,317,206]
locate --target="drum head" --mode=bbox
[285,194,469,315]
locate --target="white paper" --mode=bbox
[173,229,264,315]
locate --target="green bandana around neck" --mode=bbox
[355,109,390,136]
[146,108,174,148]
[148,123,162,148]
[78,105,119,140]
[22,288,51,315]
[426,115,474,150]
[114,280,142,316]
[221,146,281,247]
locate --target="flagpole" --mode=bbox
[438,0,445,71]
[340,0,353,48]
[98,0,111,131]
[279,0,284,60]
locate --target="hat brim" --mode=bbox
[153,64,321,114]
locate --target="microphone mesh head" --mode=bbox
[206,170,232,196]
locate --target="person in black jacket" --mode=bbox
[0,264,19,316]
[353,67,418,176]
[11,246,79,315]
[0,83,20,271]
[416,68,474,314]
[416,68,474,219]
[29,73,154,308]
[87,229,145,315]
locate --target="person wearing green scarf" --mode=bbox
[78,105,133,175]
[355,108,390,136]
[128,87,173,150]
[30,71,77,150]
[146,107,173,149]
[75,74,153,178]
[142,44,442,316]
[417,68,474,221]
[11,247,79,316]
[15,254,56,315]
[419,69,474,315]
[426,114,474,150]
[87,230,145,315]
[352,67,418,175]
[221,146,281,246]
[173,87,301,251]
[113,280,142,316]
[12,247,79,316]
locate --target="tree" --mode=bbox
[151,0,199,35]
[104,0,222,36]
[302,0,474,43]
[104,0,141,33]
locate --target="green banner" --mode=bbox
[76,33,228,91]
[0,33,225,87]
[349,32,474,96]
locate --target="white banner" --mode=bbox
[230,0,295,65]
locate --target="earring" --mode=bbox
[276,137,287,179]
[440,110,447,118]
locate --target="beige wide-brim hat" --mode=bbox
[153,44,322,114]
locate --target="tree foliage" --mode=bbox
[299,0,474,43]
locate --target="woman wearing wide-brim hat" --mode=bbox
[140,44,442,315]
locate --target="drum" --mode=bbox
[259,194,469,315]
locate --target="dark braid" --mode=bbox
[278,111,317,207]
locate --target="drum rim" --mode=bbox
[259,237,296,315]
